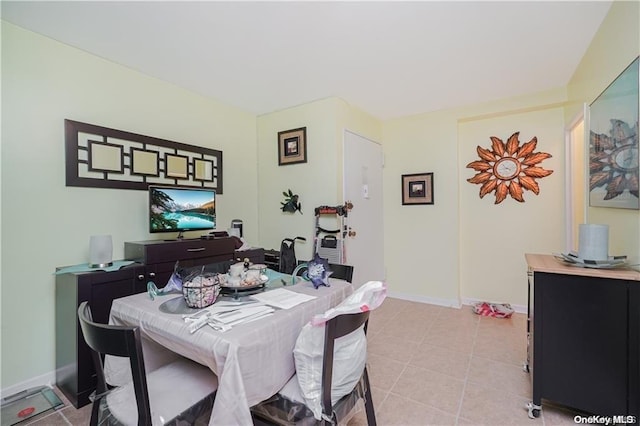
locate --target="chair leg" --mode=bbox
[362,368,377,426]
[89,399,100,426]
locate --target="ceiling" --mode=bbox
[1,1,613,120]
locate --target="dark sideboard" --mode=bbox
[524,253,640,421]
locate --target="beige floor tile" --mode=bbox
[458,380,535,425]
[60,403,93,425]
[390,365,465,415]
[473,332,527,367]
[377,392,457,426]
[424,327,477,354]
[436,306,480,323]
[430,314,479,334]
[466,356,531,399]
[408,343,471,380]
[367,353,407,391]
[374,317,431,344]
[368,333,421,363]
[373,297,410,317]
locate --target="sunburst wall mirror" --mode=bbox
[466,132,553,204]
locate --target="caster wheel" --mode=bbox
[526,401,542,419]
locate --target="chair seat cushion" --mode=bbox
[103,358,218,425]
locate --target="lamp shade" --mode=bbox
[89,235,113,268]
[578,224,609,261]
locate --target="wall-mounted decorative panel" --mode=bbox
[65,120,223,193]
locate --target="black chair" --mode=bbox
[296,260,354,283]
[251,311,376,425]
[77,301,218,425]
[327,263,354,283]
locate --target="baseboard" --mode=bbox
[386,291,462,309]
[0,371,56,400]
[460,297,527,314]
[386,291,527,315]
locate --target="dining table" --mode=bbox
[104,277,354,426]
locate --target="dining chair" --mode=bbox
[250,310,376,425]
[77,301,218,425]
[296,260,354,283]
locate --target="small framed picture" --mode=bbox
[402,172,434,205]
[278,127,307,165]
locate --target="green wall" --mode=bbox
[1,22,257,389]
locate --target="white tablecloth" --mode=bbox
[105,279,353,426]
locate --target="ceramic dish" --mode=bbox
[552,252,627,269]
[219,274,268,289]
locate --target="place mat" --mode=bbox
[158,295,201,315]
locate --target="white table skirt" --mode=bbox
[105,279,353,426]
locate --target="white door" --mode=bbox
[343,130,384,286]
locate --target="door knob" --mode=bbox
[348,230,357,237]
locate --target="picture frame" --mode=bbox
[402,172,434,205]
[588,56,639,209]
[278,127,307,165]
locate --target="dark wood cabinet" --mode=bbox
[525,254,640,420]
[234,248,265,265]
[55,265,143,408]
[124,237,237,287]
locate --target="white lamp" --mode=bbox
[89,235,113,268]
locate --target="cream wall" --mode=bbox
[567,0,640,265]
[1,22,258,389]
[255,98,381,262]
[458,108,565,305]
[382,89,569,307]
[382,112,461,305]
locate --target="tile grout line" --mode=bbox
[453,313,481,425]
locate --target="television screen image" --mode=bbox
[149,186,216,235]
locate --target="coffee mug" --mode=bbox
[245,269,261,280]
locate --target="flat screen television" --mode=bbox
[149,185,216,238]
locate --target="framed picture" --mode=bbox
[402,172,434,205]
[588,56,639,209]
[278,127,307,165]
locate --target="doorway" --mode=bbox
[343,130,384,286]
[565,107,587,252]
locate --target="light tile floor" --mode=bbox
[23,297,586,425]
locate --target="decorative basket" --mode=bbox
[182,273,221,309]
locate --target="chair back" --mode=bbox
[77,301,152,425]
[321,311,370,421]
[328,263,354,283]
[296,260,354,283]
